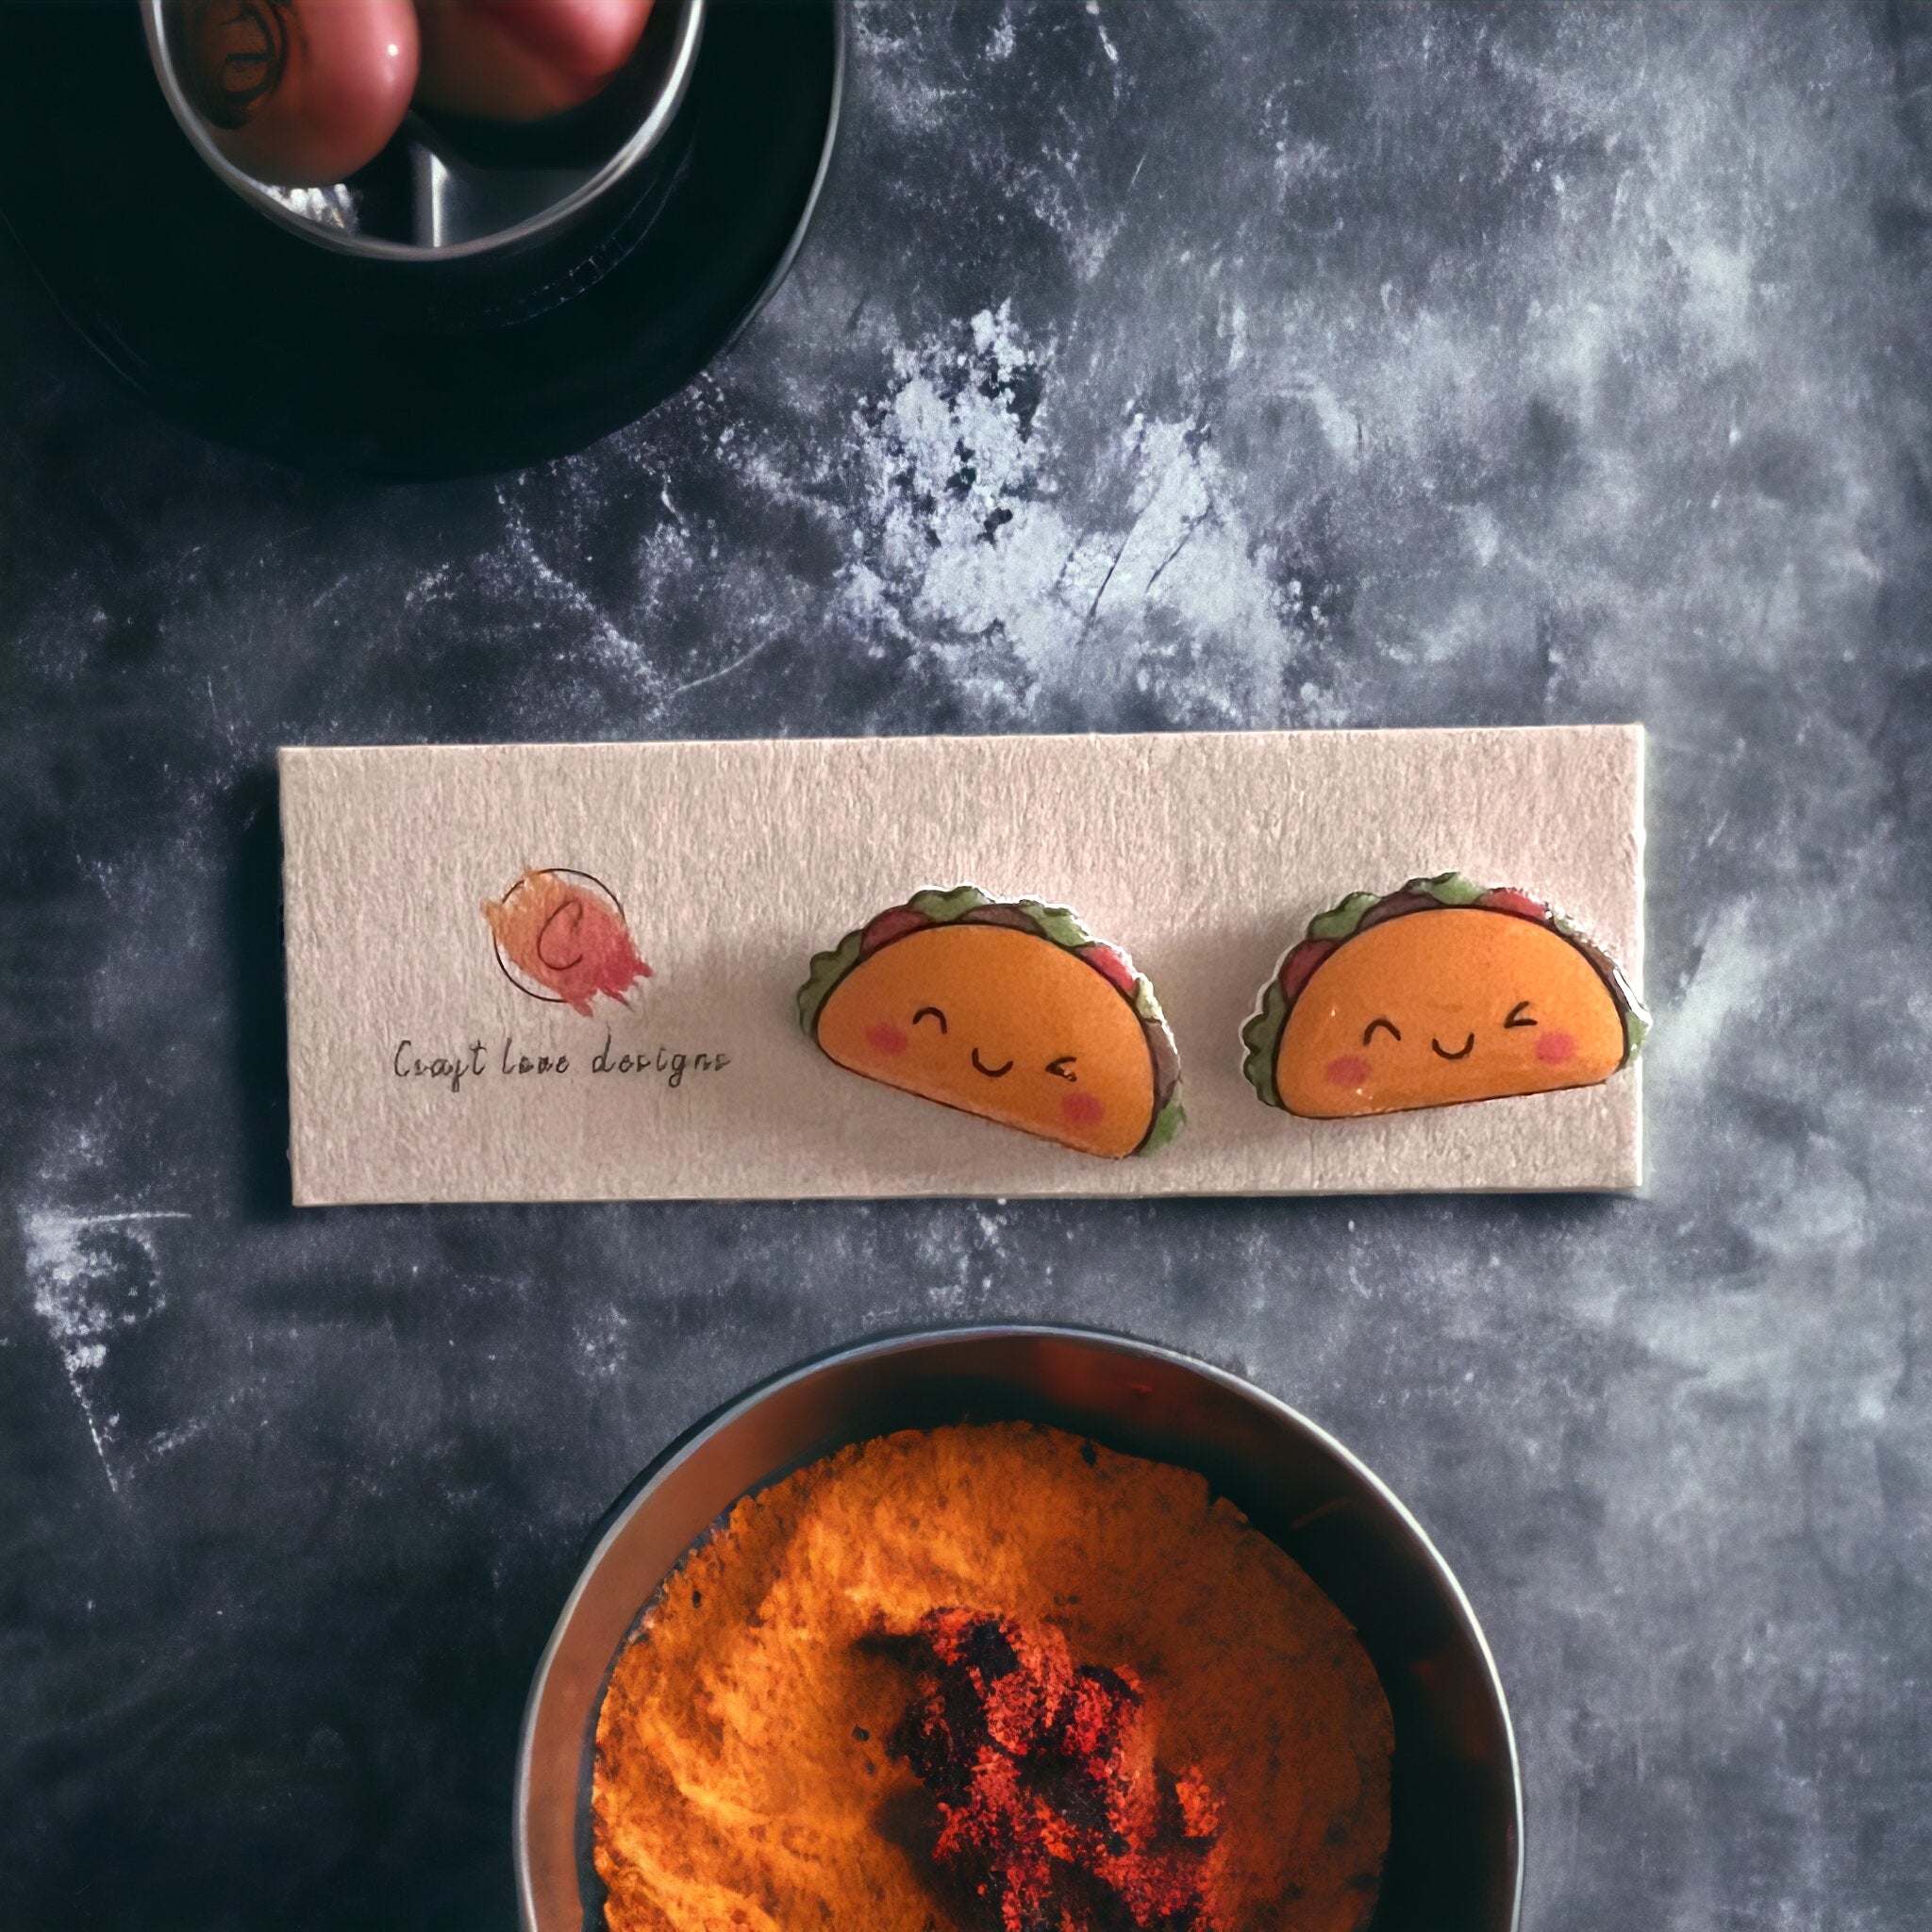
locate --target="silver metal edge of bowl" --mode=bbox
[139,0,707,262]
[513,1323,1525,1932]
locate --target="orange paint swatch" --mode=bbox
[482,867,650,1017]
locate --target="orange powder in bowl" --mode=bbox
[591,1423,1392,1932]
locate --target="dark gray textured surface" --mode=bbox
[4,4,1930,1927]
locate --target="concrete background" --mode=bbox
[4,4,1929,1927]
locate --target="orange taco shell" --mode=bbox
[798,888,1184,1159]
[1241,873,1648,1121]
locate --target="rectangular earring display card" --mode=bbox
[280,725,1645,1205]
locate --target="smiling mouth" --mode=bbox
[1430,1033,1476,1061]
[970,1049,1014,1078]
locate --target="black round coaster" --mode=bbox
[0,0,843,478]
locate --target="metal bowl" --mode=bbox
[141,0,706,259]
[515,1326,1524,1932]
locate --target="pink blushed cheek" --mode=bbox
[1061,1091,1106,1127]
[1536,1030,1576,1066]
[1325,1054,1372,1088]
[866,1022,909,1056]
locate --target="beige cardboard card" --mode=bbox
[280,727,1644,1204]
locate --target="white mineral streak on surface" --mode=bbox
[841,303,1302,720]
[493,482,659,691]
[22,1208,188,1495]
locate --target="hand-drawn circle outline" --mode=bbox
[491,869,632,1006]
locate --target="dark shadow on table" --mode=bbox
[225,763,293,1219]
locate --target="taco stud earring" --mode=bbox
[1241,873,1648,1120]
[798,887,1184,1158]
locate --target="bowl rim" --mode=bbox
[513,1320,1525,1932]
[139,0,708,262]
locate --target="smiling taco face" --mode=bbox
[1242,874,1648,1120]
[799,889,1183,1158]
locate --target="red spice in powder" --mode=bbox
[890,1607,1224,1932]
[591,1424,1391,1932]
